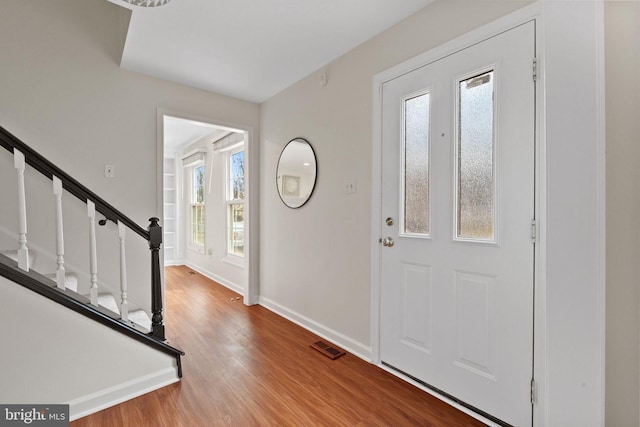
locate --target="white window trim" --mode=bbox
[225,145,245,260]
[187,160,206,254]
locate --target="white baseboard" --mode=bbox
[68,368,179,421]
[184,262,243,295]
[258,296,371,362]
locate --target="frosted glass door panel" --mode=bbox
[403,92,430,236]
[457,71,495,241]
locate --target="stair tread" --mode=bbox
[97,293,120,315]
[128,309,152,330]
[44,272,78,292]
[0,249,36,266]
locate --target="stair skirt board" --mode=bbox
[68,367,179,421]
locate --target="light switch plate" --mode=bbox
[344,178,356,194]
[105,164,115,178]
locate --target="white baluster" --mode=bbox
[14,149,29,271]
[87,200,98,306]
[118,221,129,321]
[53,177,66,290]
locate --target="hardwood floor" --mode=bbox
[71,265,485,427]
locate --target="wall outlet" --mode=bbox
[104,164,115,178]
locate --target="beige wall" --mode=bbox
[259,0,532,354]
[605,2,640,425]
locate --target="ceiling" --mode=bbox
[163,116,231,155]
[114,0,434,104]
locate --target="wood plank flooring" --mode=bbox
[71,265,485,426]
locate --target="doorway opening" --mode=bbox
[159,113,255,304]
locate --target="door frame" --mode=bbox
[156,108,259,306]
[371,2,606,426]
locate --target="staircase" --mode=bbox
[0,126,183,375]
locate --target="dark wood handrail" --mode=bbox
[0,126,148,240]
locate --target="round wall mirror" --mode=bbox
[276,138,317,208]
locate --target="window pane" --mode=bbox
[231,151,245,200]
[193,165,205,204]
[457,71,495,240]
[403,92,430,235]
[192,205,205,245]
[229,203,244,256]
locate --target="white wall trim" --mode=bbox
[69,367,179,421]
[371,0,541,359]
[539,1,605,424]
[594,3,607,424]
[373,3,542,87]
[534,6,549,424]
[371,0,541,364]
[185,262,243,295]
[259,296,371,361]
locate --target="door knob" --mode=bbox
[382,237,394,247]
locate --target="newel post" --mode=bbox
[148,217,165,340]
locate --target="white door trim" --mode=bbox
[371,2,605,426]
[156,108,259,306]
[371,0,542,366]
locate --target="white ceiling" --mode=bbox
[163,116,230,155]
[116,0,434,104]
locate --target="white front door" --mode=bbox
[379,21,535,426]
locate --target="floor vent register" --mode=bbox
[310,340,346,360]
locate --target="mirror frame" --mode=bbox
[276,137,318,209]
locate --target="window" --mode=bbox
[227,148,244,256]
[402,91,431,237]
[190,163,205,249]
[456,70,495,241]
